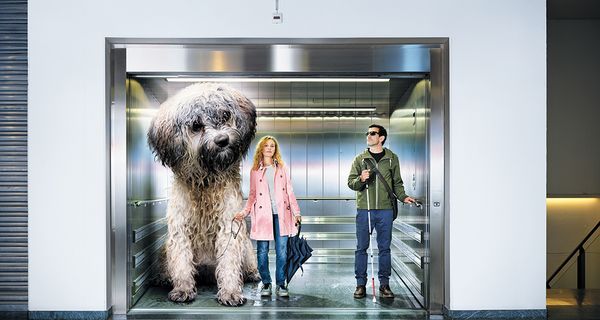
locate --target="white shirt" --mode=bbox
[264,165,279,215]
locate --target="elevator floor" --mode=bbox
[129,263,424,319]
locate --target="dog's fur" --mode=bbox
[147,83,260,306]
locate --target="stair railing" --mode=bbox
[547,220,600,289]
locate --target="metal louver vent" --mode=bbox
[0,0,28,312]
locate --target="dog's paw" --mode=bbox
[245,271,261,283]
[168,287,197,302]
[217,291,247,306]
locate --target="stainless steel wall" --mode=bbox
[126,79,171,305]
[389,79,430,307]
[125,78,405,301]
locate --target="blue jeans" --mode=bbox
[256,214,288,287]
[355,209,393,286]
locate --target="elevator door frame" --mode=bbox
[107,38,449,315]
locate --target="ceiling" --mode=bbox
[548,0,600,19]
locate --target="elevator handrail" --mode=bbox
[129,196,357,206]
[546,219,600,288]
[129,198,169,207]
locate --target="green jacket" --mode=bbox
[347,148,408,210]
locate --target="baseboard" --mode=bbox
[443,305,547,319]
[29,307,112,320]
[0,311,27,320]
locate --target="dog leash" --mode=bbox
[215,218,242,261]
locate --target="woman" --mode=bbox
[234,136,302,297]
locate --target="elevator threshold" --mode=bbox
[128,263,423,319]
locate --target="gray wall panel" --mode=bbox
[289,128,307,197]
[307,83,324,108]
[127,80,171,202]
[340,200,357,216]
[291,83,308,108]
[0,0,28,311]
[323,117,340,198]
[548,20,600,195]
[273,118,291,164]
[307,131,324,201]
[339,117,357,198]
[306,117,324,199]
[241,82,259,100]
[274,83,291,108]
[322,200,339,216]
[257,116,276,132]
[323,83,340,109]
[355,118,372,154]
[373,83,390,112]
[339,83,356,109]
[257,82,275,109]
[389,78,429,306]
[126,79,172,305]
[305,200,323,219]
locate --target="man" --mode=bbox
[347,124,415,299]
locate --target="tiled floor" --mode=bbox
[129,263,422,319]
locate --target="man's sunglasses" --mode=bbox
[365,131,380,136]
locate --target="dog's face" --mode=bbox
[148,83,256,176]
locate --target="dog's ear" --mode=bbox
[232,91,257,153]
[147,107,186,169]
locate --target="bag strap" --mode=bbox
[364,158,400,202]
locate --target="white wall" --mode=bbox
[28,0,547,311]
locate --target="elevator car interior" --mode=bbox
[108,39,448,318]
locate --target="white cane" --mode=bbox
[365,169,377,303]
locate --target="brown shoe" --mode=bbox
[353,285,366,299]
[379,285,395,298]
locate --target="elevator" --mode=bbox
[108,39,448,317]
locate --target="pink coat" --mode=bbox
[243,163,301,240]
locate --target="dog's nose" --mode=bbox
[214,134,229,147]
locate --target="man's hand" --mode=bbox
[360,169,370,182]
[403,196,416,204]
[233,211,245,221]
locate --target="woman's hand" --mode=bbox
[294,215,302,225]
[234,211,245,222]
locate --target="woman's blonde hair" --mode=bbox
[251,136,284,170]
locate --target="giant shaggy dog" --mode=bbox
[148,83,260,306]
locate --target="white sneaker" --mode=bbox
[260,283,272,297]
[276,285,289,297]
